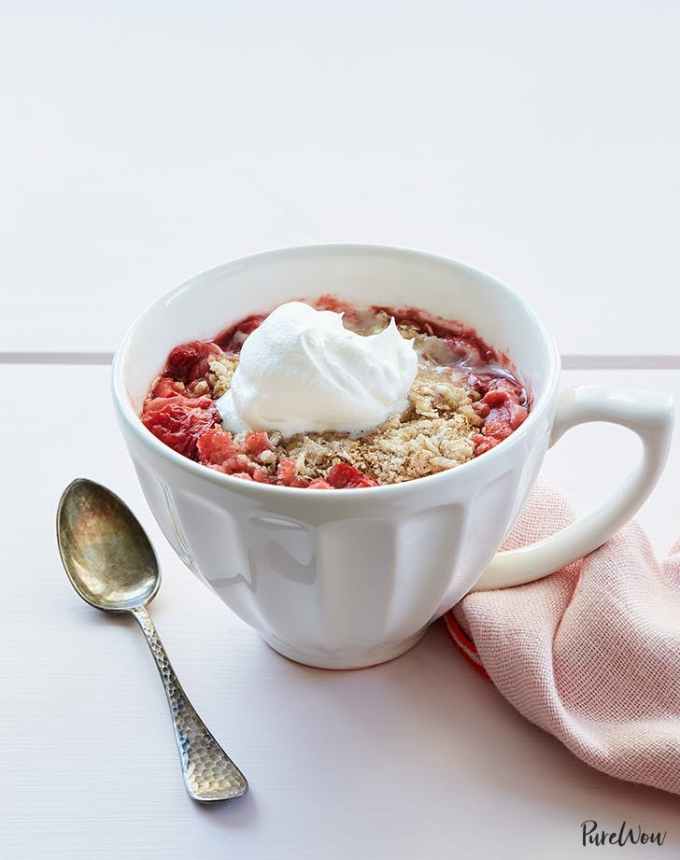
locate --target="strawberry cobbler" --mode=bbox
[141,295,529,489]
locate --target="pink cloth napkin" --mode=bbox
[445,483,680,796]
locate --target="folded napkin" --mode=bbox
[445,483,680,796]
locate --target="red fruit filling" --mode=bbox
[214,314,267,352]
[326,463,379,489]
[142,395,218,459]
[244,431,273,457]
[151,376,184,398]
[478,387,528,445]
[196,426,238,465]
[276,459,310,488]
[314,293,360,324]
[165,340,222,383]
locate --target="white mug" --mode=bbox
[113,245,674,669]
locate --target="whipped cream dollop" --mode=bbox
[216,301,417,437]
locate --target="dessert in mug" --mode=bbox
[141,296,529,488]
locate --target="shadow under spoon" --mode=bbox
[56,478,248,802]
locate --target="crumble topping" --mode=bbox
[283,411,475,485]
[206,355,239,399]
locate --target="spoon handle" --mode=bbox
[131,605,248,801]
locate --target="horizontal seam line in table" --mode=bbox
[1,353,680,370]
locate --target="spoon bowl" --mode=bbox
[57,478,159,611]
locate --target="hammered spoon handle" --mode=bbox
[131,606,248,801]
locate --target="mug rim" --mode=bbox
[112,243,561,499]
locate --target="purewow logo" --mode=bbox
[581,820,667,848]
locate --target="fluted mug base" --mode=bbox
[262,629,428,670]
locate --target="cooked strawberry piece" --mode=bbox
[252,468,273,484]
[276,459,295,484]
[482,389,509,407]
[272,459,308,487]
[151,376,183,398]
[232,472,254,481]
[240,315,265,335]
[468,376,528,448]
[491,377,524,394]
[483,418,513,441]
[485,377,527,402]
[244,431,273,457]
[196,427,238,466]
[472,434,498,456]
[508,403,528,430]
[276,459,299,486]
[142,395,218,458]
[313,294,359,322]
[222,454,256,475]
[480,397,527,443]
[352,476,379,488]
[214,314,266,351]
[308,479,332,489]
[472,401,491,419]
[165,340,222,383]
[326,463,378,489]
[467,374,487,396]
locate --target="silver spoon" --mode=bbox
[56,478,248,802]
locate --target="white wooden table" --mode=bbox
[2,4,680,858]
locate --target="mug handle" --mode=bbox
[472,385,674,592]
